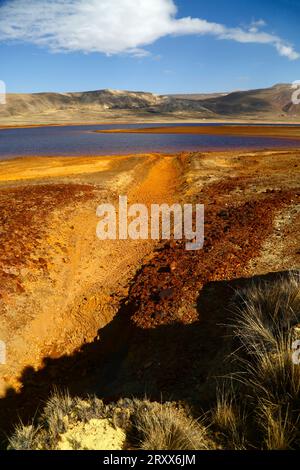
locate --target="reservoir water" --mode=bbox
[0,123,299,159]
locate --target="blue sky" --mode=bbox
[0,0,299,94]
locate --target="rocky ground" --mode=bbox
[0,148,300,441]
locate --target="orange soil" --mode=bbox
[96,125,300,139]
[0,153,180,397]
[0,148,300,439]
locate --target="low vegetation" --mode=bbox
[8,271,300,450]
[229,271,300,449]
[8,395,210,450]
[131,401,211,450]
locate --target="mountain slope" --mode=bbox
[201,84,300,119]
[0,84,299,125]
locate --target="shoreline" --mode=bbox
[1,146,300,166]
[1,120,300,131]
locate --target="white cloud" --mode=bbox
[249,19,266,33]
[0,0,298,60]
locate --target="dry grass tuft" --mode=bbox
[258,402,296,450]
[233,271,300,356]
[132,401,211,450]
[8,391,109,450]
[8,423,41,450]
[40,389,75,443]
[230,271,300,449]
[212,386,247,449]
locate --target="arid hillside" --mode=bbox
[0,89,213,125]
[1,84,300,125]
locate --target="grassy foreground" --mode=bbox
[8,271,300,450]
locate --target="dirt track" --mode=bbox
[0,148,300,438]
[0,153,180,396]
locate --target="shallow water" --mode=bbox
[0,123,299,159]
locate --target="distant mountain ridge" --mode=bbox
[0,84,299,125]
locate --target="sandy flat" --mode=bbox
[96,124,300,139]
[0,156,116,182]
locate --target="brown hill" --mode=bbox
[200,84,300,119]
[0,84,299,125]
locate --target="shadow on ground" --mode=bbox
[0,270,291,446]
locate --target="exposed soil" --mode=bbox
[56,418,126,450]
[0,148,300,443]
[0,152,180,396]
[97,125,300,140]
